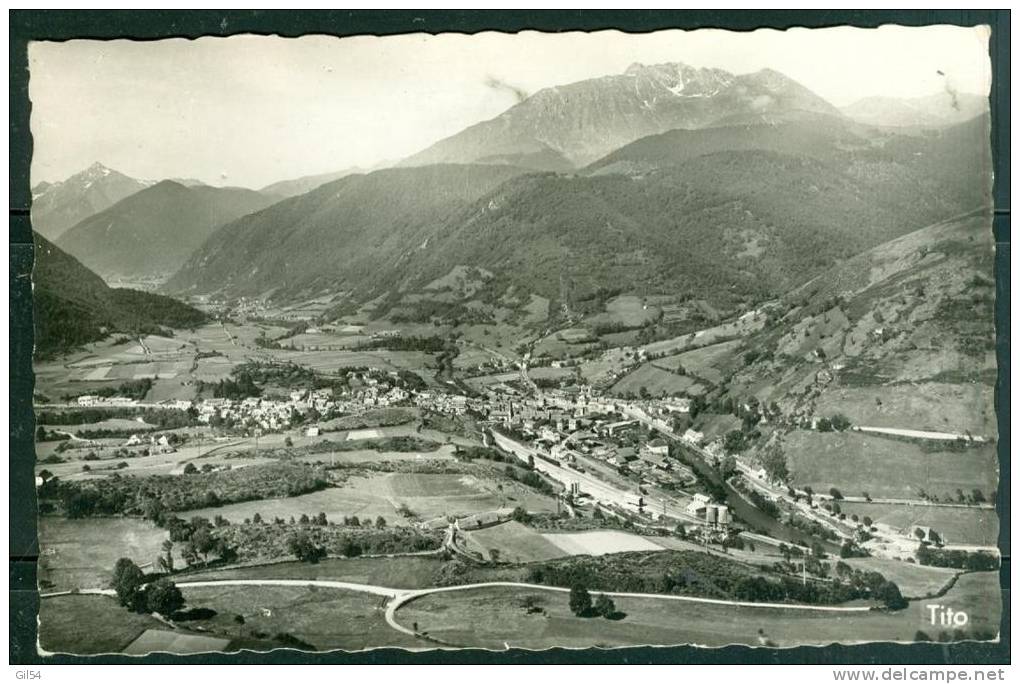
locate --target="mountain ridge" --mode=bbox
[401,62,844,170]
[56,179,280,283]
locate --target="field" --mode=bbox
[838,502,999,548]
[812,383,996,437]
[294,444,458,466]
[184,471,558,526]
[270,349,436,373]
[841,558,959,599]
[187,555,445,589]
[609,363,695,398]
[179,584,422,651]
[463,521,567,563]
[785,430,998,501]
[541,530,665,556]
[639,313,765,358]
[595,295,661,327]
[35,437,270,481]
[463,523,679,564]
[38,517,175,591]
[396,571,1001,649]
[652,339,742,385]
[38,594,165,655]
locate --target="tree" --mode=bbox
[183,463,198,475]
[284,436,294,447]
[192,527,216,561]
[829,487,843,500]
[112,558,146,611]
[288,532,325,563]
[830,414,852,431]
[594,593,616,618]
[760,443,789,483]
[375,516,387,529]
[252,513,263,524]
[146,578,185,616]
[568,583,592,617]
[158,540,174,573]
[877,581,907,610]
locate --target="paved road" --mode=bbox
[159,577,873,641]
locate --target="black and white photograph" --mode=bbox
[13,15,1005,661]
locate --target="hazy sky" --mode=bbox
[29,24,991,189]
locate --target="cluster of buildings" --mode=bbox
[75,395,136,407]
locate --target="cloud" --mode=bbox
[484,75,529,103]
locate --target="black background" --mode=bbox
[9,9,1011,665]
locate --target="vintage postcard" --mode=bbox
[26,24,999,656]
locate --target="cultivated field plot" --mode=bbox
[541,530,665,556]
[38,594,165,655]
[47,417,156,433]
[317,408,418,432]
[639,314,765,358]
[610,363,695,398]
[287,331,370,350]
[841,558,958,599]
[813,383,996,437]
[463,521,568,563]
[188,555,445,590]
[269,349,436,373]
[38,517,176,591]
[532,332,597,360]
[181,584,421,651]
[785,430,998,501]
[347,428,384,440]
[192,355,235,382]
[36,439,255,481]
[653,339,742,385]
[593,295,661,327]
[396,572,1000,650]
[185,471,556,526]
[464,372,520,392]
[839,502,999,548]
[528,367,576,381]
[144,377,197,402]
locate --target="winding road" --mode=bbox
[162,577,874,642]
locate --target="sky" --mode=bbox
[28,24,992,189]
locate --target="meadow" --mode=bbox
[838,501,999,548]
[609,363,695,398]
[785,430,998,501]
[396,571,1000,649]
[183,471,558,527]
[38,594,165,655]
[186,555,445,589]
[179,584,422,651]
[37,517,175,590]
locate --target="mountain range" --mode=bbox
[31,163,152,241]
[401,63,842,171]
[55,180,280,282]
[34,62,992,349]
[167,112,990,313]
